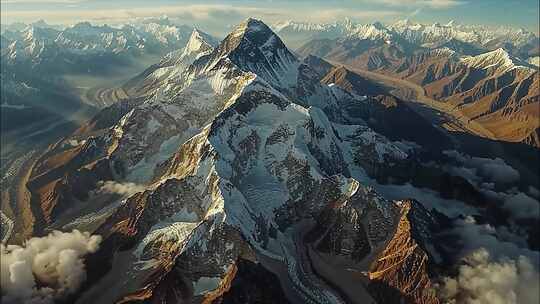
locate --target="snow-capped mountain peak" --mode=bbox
[348,23,394,41]
[148,28,218,79]
[460,47,532,73]
[181,29,219,58]
[230,18,278,44]
[206,18,299,89]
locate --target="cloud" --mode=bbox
[96,180,145,197]
[297,8,401,23]
[373,182,478,217]
[445,216,538,263]
[503,192,540,220]
[376,0,467,9]
[439,248,540,304]
[528,186,540,199]
[443,150,520,185]
[438,216,540,304]
[0,230,102,304]
[441,150,538,221]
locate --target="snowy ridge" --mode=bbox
[52,18,432,304]
[1,20,194,64]
[348,22,394,42]
[159,28,219,67]
[274,18,537,59]
[182,29,219,58]
[202,18,300,91]
[461,48,534,73]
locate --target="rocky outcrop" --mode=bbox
[368,200,440,304]
[523,128,540,148]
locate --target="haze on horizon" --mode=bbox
[1,0,539,36]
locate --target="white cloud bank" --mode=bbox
[0,230,102,304]
[439,248,540,304]
[443,150,520,185]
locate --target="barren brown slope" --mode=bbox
[320,47,539,147]
[321,66,385,95]
[329,61,496,139]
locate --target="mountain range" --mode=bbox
[1,19,193,73]
[291,20,539,148]
[1,17,539,304]
[275,19,539,60]
[6,18,453,304]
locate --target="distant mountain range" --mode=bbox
[0,18,197,136]
[274,19,539,61]
[287,19,539,148]
[1,18,194,73]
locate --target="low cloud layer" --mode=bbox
[446,216,539,263]
[503,192,540,220]
[96,180,145,197]
[373,182,478,217]
[439,248,540,304]
[0,230,102,304]
[443,150,520,185]
[442,150,539,221]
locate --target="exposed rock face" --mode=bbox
[27,18,444,304]
[302,54,334,79]
[401,49,539,145]
[321,66,385,96]
[523,128,540,148]
[368,200,440,304]
[300,39,539,147]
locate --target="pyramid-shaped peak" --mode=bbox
[222,17,288,53]
[177,28,219,60]
[231,18,273,37]
[201,17,298,89]
[244,18,268,29]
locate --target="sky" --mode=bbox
[1,0,539,35]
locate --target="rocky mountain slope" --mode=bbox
[122,28,220,97]
[389,48,539,146]
[297,26,539,147]
[19,18,445,304]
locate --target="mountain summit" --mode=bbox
[204,18,299,89]
[25,18,441,304]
